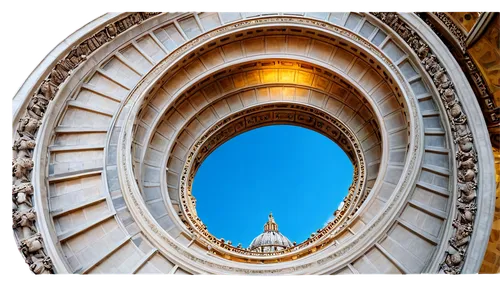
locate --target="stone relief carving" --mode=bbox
[27,94,50,119]
[40,80,59,99]
[28,256,53,274]
[20,234,54,274]
[12,183,34,209]
[12,158,34,184]
[13,137,36,159]
[16,116,41,139]
[105,23,118,39]
[434,12,468,51]
[418,12,500,148]
[12,139,36,188]
[11,12,161,274]
[20,233,44,256]
[13,209,37,236]
[373,12,480,274]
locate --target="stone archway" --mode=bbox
[12,12,496,274]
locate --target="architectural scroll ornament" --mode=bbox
[433,12,468,52]
[372,12,479,274]
[11,12,160,274]
[418,12,500,148]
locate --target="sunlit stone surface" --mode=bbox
[11,12,499,274]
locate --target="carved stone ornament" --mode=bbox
[40,80,58,100]
[372,12,480,274]
[106,23,118,38]
[27,94,50,119]
[21,238,54,275]
[418,12,500,148]
[12,183,34,209]
[11,12,161,274]
[16,116,41,139]
[12,137,36,159]
[433,12,467,51]
[12,208,37,234]
[28,256,53,274]
[12,158,34,184]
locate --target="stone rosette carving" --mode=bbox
[373,12,480,274]
[11,12,161,274]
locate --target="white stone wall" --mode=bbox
[11,12,495,274]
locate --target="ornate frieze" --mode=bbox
[178,103,366,260]
[372,12,479,274]
[433,12,468,52]
[11,12,160,274]
[418,12,500,148]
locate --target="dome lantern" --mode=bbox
[264,212,278,232]
[248,212,293,253]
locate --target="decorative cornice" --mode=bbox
[466,12,497,48]
[433,12,468,52]
[417,12,500,149]
[372,12,479,274]
[11,12,161,274]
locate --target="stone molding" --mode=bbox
[372,12,495,274]
[418,12,500,149]
[11,12,161,274]
[9,10,494,272]
[117,16,422,273]
[125,24,414,264]
[178,102,367,259]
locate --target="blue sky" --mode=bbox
[192,125,353,247]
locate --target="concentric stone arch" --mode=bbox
[119,16,422,272]
[11,12,495,274]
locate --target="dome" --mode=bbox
[248,213,294,252]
